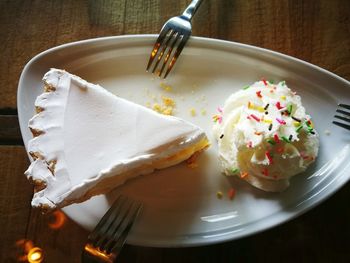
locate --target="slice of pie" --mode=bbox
[25,69,209,210]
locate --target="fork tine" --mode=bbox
[146,26,171,71]
[146,0,203,79]
[334,115,350,122]
[163,34,190,79]
[110,203,142,256]
[332,121,350,130]
[338,103,350,110]
[83,196,142,262]
[333,103,350,131]
[105,202,142,254]
[336,109,350,117]
[88,195,124,243]
[158,32,182,77]
[94,197,131,248]
[151,30,177,73]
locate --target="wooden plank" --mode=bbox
[0,146,33,262]
[194,0,350,80]
[0,147,88,262]
[0,0,128,109]
[25,208,88,263]
[0,114,23,145]
[1,0,349,110]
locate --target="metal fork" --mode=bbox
[146,0,204,79]
[81,196,142,263]
[333,103,350,130]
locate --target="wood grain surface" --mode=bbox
[1,0,349,262]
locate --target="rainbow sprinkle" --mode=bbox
[228,188,236,200]
[276,118,286,125]
[250,114,261,122]
[296,125,303,133]
[257,106,265,112]
[292,116,301,122]
[276,102,284,110]
[262,168,269,176]
[248,101,264,112]
[308,127,315,134]
[213,114,222,124]
[231,168,240,174]
[305,120,315,134]
[266,151,273,164]
[267,139,276,145]
[274,134,280,143]
[262,78,268,86]
[281,136,291,143]
[240,172,248,178]
[256,90,262,98]
[306,119,314,128]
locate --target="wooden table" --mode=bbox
[1,1,349,262]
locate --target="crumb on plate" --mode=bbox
[216,191,223,199]
[324,130,331,135]
[151,96,176,115]
[160,82,172,92]
[190,108,196,116]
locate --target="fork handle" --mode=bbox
[181,0,204,21]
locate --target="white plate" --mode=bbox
[18,35,350,247]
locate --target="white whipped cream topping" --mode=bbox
[213,80,319,192]
[26,69,208,209]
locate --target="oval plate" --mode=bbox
[18,35,350,247]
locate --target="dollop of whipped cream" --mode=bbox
[213,80,319,192]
